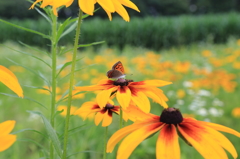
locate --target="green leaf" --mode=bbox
[18,138,49,158]
[56,17,77,42]
[59,20,78,40]
[2,44,51,68]
[0,19,50,39]
[35,8,52,24]
[27,111,63,158]
[23,96,48,110]
[7,58,50,86]
[12,128,48,139]
[19,41,51,58]
[61,41,105,55]
[23,85,51,94]
[56,58,82,78]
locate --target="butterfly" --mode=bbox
[106,61,126,79]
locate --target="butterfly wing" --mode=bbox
[107,69,125,79]
[112,61,125,73]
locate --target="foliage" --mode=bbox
[1,12,240,50]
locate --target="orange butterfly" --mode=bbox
[107,61,126,79]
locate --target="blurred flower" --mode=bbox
[176,89,185,99]
[30,0,140,21]
[75,78,172,113]
[107,108,240,159]
[237,39,240,46]
[0,120,17,152]
[9,66,25,73]
[202,50,212,57]
[57,105,78,116]
[232,107,240,118]
[0,65,23,97]
[74,101,120,127]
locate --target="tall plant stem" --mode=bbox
[103,126,108,159]
[62,9,83,159]
[50,14,58,159]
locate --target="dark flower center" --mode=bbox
[105,103,114,109]
[160,108,183,124]
[113,78,133,86]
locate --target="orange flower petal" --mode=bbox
[131,91,150,113]
[0,120,16,135]
[116,86,131,109]
[156,124,180,159]
[112,0,129,22]
[29,0,42,9]
[133,80,172,87]
[0,65,23,97]
[97,0,115,12]
[178,123,228,159]
[201,121,240,137]
[0,134,16,152]
[118,0,140,12]
[78,0,95,15]
[117,122,164,159]
[95,111,104,126]
[107,119,158,153]
[102,110,112,127]
[97,87,115,108]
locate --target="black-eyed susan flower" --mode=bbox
[74,101,121,127]
[107,108,240,159]
[30,0,140,21]
[75,78,172,113]
[0,120,17,152]
[0,65,23,97]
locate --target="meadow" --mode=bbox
[0,37,240,158]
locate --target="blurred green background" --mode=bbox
[0,0,240,159]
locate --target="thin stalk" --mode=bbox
[103,126,108,159]
[62,9,83,159]
[50,14,58,159]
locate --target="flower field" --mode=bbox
[0,37,240,158]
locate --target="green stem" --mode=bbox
[50,14,58,159]
[62,9,83,159]
[103,126,108,159]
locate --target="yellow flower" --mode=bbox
[75,78,172,113]
[107,108,240,159]
[176,89,185,99]
[0,65,23,97]
[30,0,140,21]
[0,120,17,152]
[232,107,240,118]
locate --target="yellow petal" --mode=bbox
[112,0,129,22]
[118,0,140,12]
[117,122,163,159]
[145,87,168,108]
[143,80,172,87]
[116,86,131,109]
[97,0,115,12]
[0,66,23,97]
[29,0,42,9]
[79,0,95,15]
[201,121,240,137]
[101,7,113,21]
[131,91,150,113]
[0,134,16,152]
[94,112,104,126]
[107,120,155,153]
[97,87,114,108]
[204,125,238,159]
[156,124,180,159]
[0,120,16,135]
[178,123,228,159]
[40,0,53,8]
[102,110,112,127]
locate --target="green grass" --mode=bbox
[0,38,240,159]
